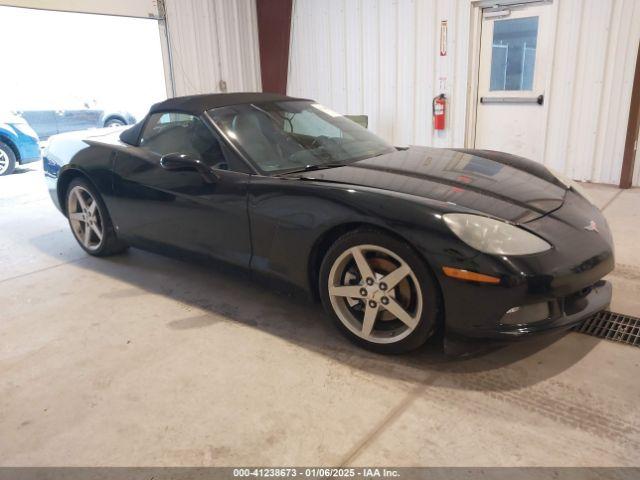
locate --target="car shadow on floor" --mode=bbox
[5,166,35,175]
[31,237,601,392]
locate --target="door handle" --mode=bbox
[480,94,544,105]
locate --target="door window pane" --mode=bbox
[140,112,228,168]
[489,16,539,91]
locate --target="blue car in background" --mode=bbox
[0,112,40,176]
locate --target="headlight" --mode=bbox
[548,168,594,205]
[443,213,551,255]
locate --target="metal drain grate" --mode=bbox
[574,311,640,347]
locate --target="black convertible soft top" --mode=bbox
[120,92,309,146]
[150,92,307,115]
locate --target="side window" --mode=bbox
[139,112,250,173]
[139,112,195,151]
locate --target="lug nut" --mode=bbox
[369,300,377,308]
[381,297,389,305]
[366,277,374,286]
[359,288,368,297]
[379,282,387,291]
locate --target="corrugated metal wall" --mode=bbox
[545,0,640,184]
[287,0,640,185]
[288,0,470,151]
[164,0,261,97]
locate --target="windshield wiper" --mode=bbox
[279,162,348,175]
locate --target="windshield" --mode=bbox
[207,101,394,174]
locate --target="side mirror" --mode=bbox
[160,153,218,183]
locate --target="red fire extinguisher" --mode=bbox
[432,93,446,131]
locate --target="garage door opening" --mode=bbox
[0,6,166,141]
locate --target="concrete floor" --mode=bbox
[1,164,639,467]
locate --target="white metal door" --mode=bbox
[474,2,553,162]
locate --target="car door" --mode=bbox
[56,104,102,133]
[111,111,253,267]
[18,110,58,140]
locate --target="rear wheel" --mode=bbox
[66,178,128,256]
[104,117,126,127]
[319,230,440,354]
[0,141,16,176]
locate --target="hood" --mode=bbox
[292,147,567,224]
[1,112,27,125]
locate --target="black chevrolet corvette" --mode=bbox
[43,93,614,354]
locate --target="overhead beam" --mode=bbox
[256,0,293,94]
[0,0,160,19]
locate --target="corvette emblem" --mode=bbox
[584,220,599,233]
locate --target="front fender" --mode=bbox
[0,124,19,143]
[248,177,480,295]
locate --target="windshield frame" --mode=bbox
[205,101,395,176]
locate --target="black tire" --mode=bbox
[104,117,126,127]
[0,141,17,176]
[319,229,441,354]
[65,177,129,256]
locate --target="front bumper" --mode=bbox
[460,280,611,341]
[442,281,611,356]
[438,190,614,347]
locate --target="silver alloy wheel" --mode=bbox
[0,148,9,175]
[67,185,104,251]
[328,244,423,344]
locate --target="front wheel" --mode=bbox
[0,141,16,176]
[319,230,440,354]
[65,178,128,256]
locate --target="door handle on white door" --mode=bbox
[480,95,544,105]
